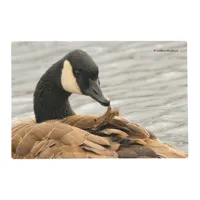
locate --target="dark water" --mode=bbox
[11,41,188,152]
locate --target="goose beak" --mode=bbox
[84,79,110,106]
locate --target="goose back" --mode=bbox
[12,107,187,158]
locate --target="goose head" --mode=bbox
[34,49,110,123]
[61,49,110,106]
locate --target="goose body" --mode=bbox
[12,50,187,158]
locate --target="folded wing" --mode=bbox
[12,107,187,158]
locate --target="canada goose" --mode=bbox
[12,49,187,158]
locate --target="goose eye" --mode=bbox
[74,70,81,76]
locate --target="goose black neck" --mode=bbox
[33,63,75,123]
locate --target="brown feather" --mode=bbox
[12,106,187,159]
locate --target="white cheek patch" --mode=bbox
[61,60,82,94]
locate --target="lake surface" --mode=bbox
[11,41,188,152]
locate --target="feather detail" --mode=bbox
[12,107,187,159]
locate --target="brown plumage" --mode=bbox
[12,106,187,158]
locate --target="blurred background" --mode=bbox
[11,41,188,152]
